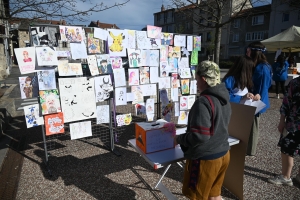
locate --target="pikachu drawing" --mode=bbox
[109,31,125,52]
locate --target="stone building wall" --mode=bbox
[0,43,8,80]
[18,30,30,48]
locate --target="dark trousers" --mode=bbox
[275,81,286,96]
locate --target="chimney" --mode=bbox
[161,4,165,11]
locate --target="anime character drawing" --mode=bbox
[194,36,201,51]
[25,106,38,127]
[161,33,173,45]
[111,57,122,69]
[39,90,61,115]
[109,31,125,52]
[129,53,140,67]
[23,51,32,62]
[181,80,189,94]
[99,60,113,74]
[38,70,56,90]
[23,76,33,98]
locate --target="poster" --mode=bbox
[36,46,58,66]
[127,49,142,67]
[39,89,61,115]
[19,76,39,99]
[161,32,173,45]
[116,113,132,126]
[96,105,110,124]
[115,87,127,106]
[94,75,113,102]
[70,121,92,140]
[107,29,128,56]
[14,47,36,74]
[87,33,101,54]
[23,104,44,128]
[87,55,100,76]
[59,25,83,42]
[44,113,65,136]
[37,70,56,90]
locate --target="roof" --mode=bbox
[89,21,119,29]
[232,4,271,18]
[9,18,67,30]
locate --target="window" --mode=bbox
[157,14,161,21]
[246,33,251,41]
[164,13,168,23]
[207,32,211,42]
[207,17,212,27]
[245,32,264,41]
[233,19,240,28]
[252,15,264,25]
[199,18,204,24]
[233,33,239,42]
[282,13,289,22]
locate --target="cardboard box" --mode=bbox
[135,122,175,154]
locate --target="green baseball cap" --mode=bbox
[196,60,221,87]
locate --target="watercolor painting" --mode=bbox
[139,67,150,84]
[107,29,128,56]
[116,113,132,126]
[94,75,113,102]
[19,76,39,99]
[23,104,44,128]
[59,25,83,43]
[39,89,61,115]
[127,30,136,49]
[44,112,65,136]
[161,32,174,45]
[14,47,36,74]
[160,45,169,62]
[70,121,92,140]
[180,96,188,110]
[96,105,110,124]
[37,70,56,90]
[131,86,144,104]
[128,68,140,86]
[87,33,101,54]
[87,55,100,76]
[147,25,162,39]
[115,87,127,106]
[36,46,58,66]
[127,49,141,67]
[110,56,123,69]
[174,35,186,47]
[181,79,190,95]
[193,36,201,51]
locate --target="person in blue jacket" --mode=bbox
[246,41,272,156]
[272,55,288,99]
[222,55,254,103]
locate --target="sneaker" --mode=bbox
[294,174,300,184]
[277,94,280,99]
[268,175,293,186]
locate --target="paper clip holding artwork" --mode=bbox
[23,104,44,128]
[39,89,61,115]
[44,113,65,136]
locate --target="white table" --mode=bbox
[128,131,240,200]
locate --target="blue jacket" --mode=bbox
[272,61,289,82]
[222,76,243,103]
[252,62,272,114]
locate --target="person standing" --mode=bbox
[246,41,272,156]
[272,55,289,99]
[268,76,300,186]
[175,61,231,200]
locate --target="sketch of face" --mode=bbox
[23,51,29,59]
[46,94,56,107]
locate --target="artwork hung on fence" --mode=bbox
[190,80,197,95]
[19,76,39,99]
[30,26,58,47]
[187,35,193,51]
[94,75,113,102]
[96,54,113,74]
[171,88,179,102]
[127,30,136,49]
[94,27,108,40]
[160,61,170,77]
[14,47,36,74]
[136,31,161,49]
[67,62,83,76]
[23,104,44,128]
[150,67,159,83]
[96,105,110,124]
[188,95,196,109]
[168,46,181,58]
[135,103,146,115]
[146,99,155,121]
[57,51,71,57]
[181,47,190,57]
[70,42,88,59]
[127,49,141,67]
[160,45,169,62]
[131,86,144,104]
[37,70,56,90]
[174,35,186,47]
[36,46,58,66]
[139,67,150,84]
[159,77,171,89]
[116,113,132,126]
[171,73,179,88]
[174,102,180,116]
[178,57,189,68]
[180,96,188,110]
[191,50,198,65]
[149,50,159,66]
[39,89,61,115]
[179,68,192,78]
[44,112,64,136]
[147,25,162,39]
[110,56,122,69]
[181,79,190,94]
[128,68,139,86]
[140,50,150,66]
[70,121,92,140]
[193,36,201,51]
[140,84,157,96]
[178,111,188,125]
[115,87,127,106]
[59,26,83,43]
[59,77,96,122]
[190,66,196,78]
[161,32,174,45]
[168,57,178,72]
[107,29,128,56]
[87,55,100,76]
[113,68,126,87]
[87,33,101,54]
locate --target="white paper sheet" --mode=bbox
[70,42,88,59]
[150,67,159,83]
[140,84,157,96]
[94,27,108,40]
[87,55,100,76]
[190,80,197,95]
[240,99,266,115]
[14,47,36,74]
[70,121,92,140]
[180,96,188,110]
[187,36,193,51]
[96,105,110,124]
[178,111,188,125]
[37,70,56,90]
[171,88,179,102]
[126,93,134,102]
[174,35,186,47]
[94,75,113,102]
[159,77,171,89]
[113,68,126,87]
[23,104,44,128]
[115,87,127,106]
[188,95,196,109]
[178,57,189,68]
[128,68,140,86]
[36,46,58,66]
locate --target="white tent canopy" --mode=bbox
[261,25,300,52]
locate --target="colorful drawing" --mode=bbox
[180,96,188,110]
[160,61,170,77]
[168,57,178,72]
[147,25,162,39]
[96,105,110,124]
[127,30,136,49]
[96,54,113,74]
[139,67,150,84]
[115,87,127,106]
[149,50,159,66]
[23,104,44,128]
[168,46,181,58]
[128,68,139,86]
[191,50,198,65]
[131,86,144,104]
[70,121,92,140]
[174,35,186,47]
[179,68,192,78]
[14,47,36,74]
[36,46,58,66]
[19,76,39,99]
[160,45,169,62]
[94,75,113,102]
[44,113,65,136]
[161,32,174,45]
[39,89,61,115]
[181,79,190,95]
[146,98,155,115]
[87,55,100,76]
[107,29,128,56]
[193,36,201,51]
[37,70,56,90]
[87,33,101,54]
[116,113,132,126]
[171,73,179,88]
[127,49,141,67]
[136,31,161,49]
[178,111,188,125]
[59,25,83,42]
[110,56,122,69]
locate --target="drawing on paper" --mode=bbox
[96,105,109,124]
[190,80,197,95]
[180,96,188,110]
[19,76,39,99]
[37,70,56,90]
[68,62,83,75]
[147,25,162,39]
[113,68,126,87]
[171,73,179,88]
[140,50,150,66]
[115,87,127,106]
[146,98,155,115]
[23,104,44,128]
[149,50,159,66]
[128,68,139,86]
[178,57,189,68]
[135,103,146,115]
[94,75,113,102]
[141,84,157,96]
[14,47,36,74]
[179,68,192,78]
[70,42,88,59]
[139,67,150,84]
[136,31,161,49]
[87,33,101,54]
[168,57,178,72]
[127,30,136,49]
[161,32,173,45]
[191,66,196,79]
[159,77,171,89]
[87,55,100,76]
[110,56,122,69]
[36,46,58,66]
[174,35,186,47]
[160,45,169,62]
[181,79,190,95]
[160,61,170,77]
[168,46,181,58]
[116,113,132,126]
[39,89,61,115]
[96,54,113,74]
[127,49,141,67]
[193,36,201,51]
[131,86,144,104]
[188,95,196,109]
[70,121,92,140]
[178,111,188,125]
[44,113,64,136]
[59,26,83,42]
[107,29,128,56]
[171,88,179,102]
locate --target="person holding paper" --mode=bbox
[175,61,231,200]
[246,41,272,156]
[272,55,288,99]
[268,76,300,186]
[222,55,254,103]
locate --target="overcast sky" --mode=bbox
[82,0,271,31]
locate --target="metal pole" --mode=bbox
[109,97,121,156]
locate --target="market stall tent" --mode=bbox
[261,25,300,52]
